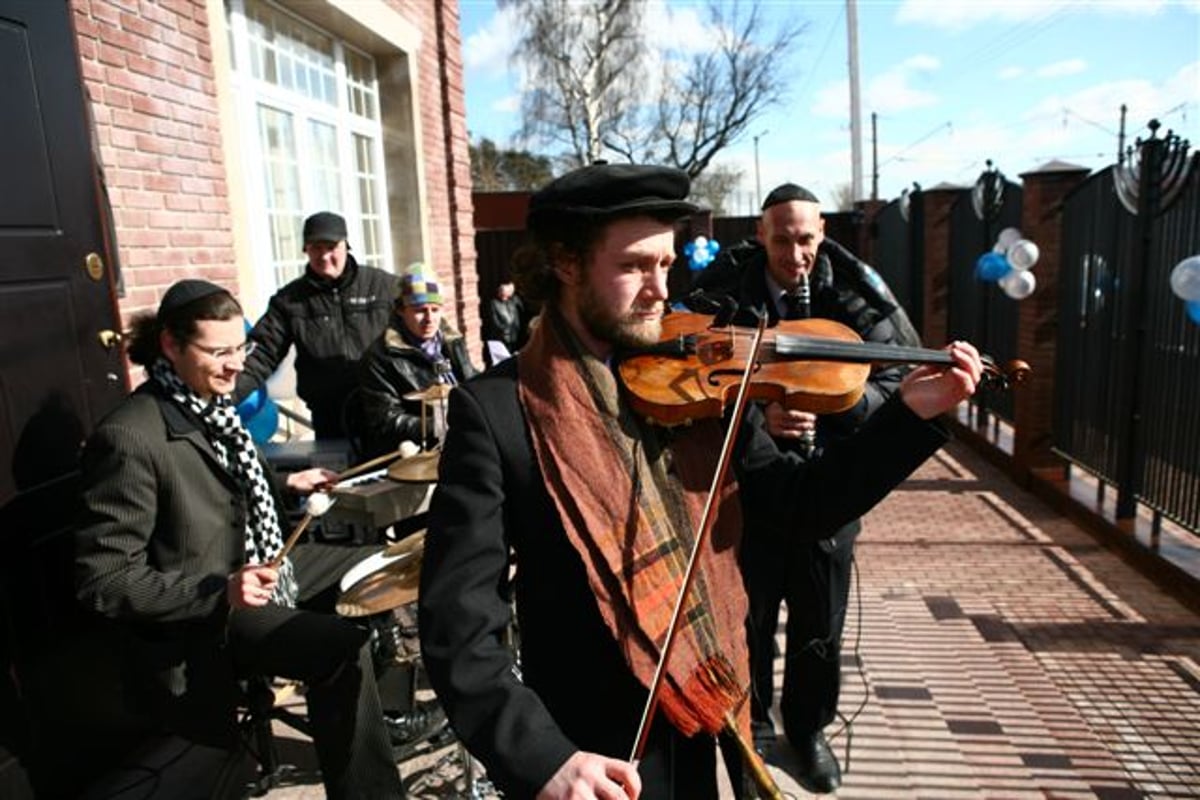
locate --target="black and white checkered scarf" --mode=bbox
[150,358,298,606]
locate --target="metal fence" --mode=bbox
[871,196,922,334]
[1055,144,1200,532]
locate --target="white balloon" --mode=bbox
[694,236,708,248]
[996,227,1022,250]
[1169,255,1200,302]
[1006,239,1040,271]
[992,242,1006,254]
[999,269,1036,300]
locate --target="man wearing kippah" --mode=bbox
[236,211,398,439]
[74,280,405,798]
[686,184,922,792]
[418,164,983,798]
[354,261,478,458]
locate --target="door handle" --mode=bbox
[98,329,123,350]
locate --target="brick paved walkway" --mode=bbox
[255,439,1200,798]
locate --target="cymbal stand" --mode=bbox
[457,745,496,799]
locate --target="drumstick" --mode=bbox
[333,447,409,484]
[269,495,339,568]
[268,447,410,569]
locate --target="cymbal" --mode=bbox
[387,451,440,483]
[402,383,454,402]
[336,556,422,617]
[383,529,426,558]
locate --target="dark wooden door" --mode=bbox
[0,0,126,504]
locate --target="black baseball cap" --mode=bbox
[527,164,697,232]
[302,211,349,244]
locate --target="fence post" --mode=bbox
[1013,163,1090,481]
[915,187,958,347]
[1114,122,1165,520]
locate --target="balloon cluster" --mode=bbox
[975,227,1038,300]
[1170,255,1200,325]
[684,236,720,271]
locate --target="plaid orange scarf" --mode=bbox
[518,310,750,740]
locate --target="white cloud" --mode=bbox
[894,0,1174,31]
[999,66,1025,80]
[643,0,717,53]
[462,5,519,72]
[1036,58,1087,78]
[812,55,941,118]
[492,94,521,114]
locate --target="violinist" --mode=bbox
[686,184,920,791]
[417,164,983,799]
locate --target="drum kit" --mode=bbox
[326,382,496,797]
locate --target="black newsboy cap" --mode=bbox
[157,279,230,321]
[303,211,349,243]
[527,164,697,230]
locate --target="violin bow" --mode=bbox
[627,313,784,798]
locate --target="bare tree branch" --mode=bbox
[504,0,805,187]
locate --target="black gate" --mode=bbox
[1055,142,1200,533]
[946,178,1023,424]
[871,196,923,334]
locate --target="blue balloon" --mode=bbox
[687,236,720,271]
[1187,300,1200,325]
[237,388,279,444]
[237,386,263,417]
[975,251,1010,282]
[244,399,279,444]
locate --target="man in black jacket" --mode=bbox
[417,165,982,799]
[686,184,921,793]
[75,280,405,798]
[237,212,398,439]
[356,261,478,458]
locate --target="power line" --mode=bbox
[878,120,953,168]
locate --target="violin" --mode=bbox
[618,311,1030,426]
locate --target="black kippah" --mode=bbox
[157,279,228,321]
[761,183,820,210]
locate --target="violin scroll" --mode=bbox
[980,358,1032,392]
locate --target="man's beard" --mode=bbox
[578,281,662,349]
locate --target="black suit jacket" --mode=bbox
[418,357,948,797]
[74,382,288,742]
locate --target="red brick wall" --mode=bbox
[72,0,235,329]
[73,0,479,358]
[918,189,960,347]
[1012,166,1090,476]
[394,0,480,361]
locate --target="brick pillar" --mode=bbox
[1012,164,1090,479]
[916,188,960,346]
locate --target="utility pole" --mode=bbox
[1118,103,1128,165]
[847,0,863,202]
[871,111,879,201]
[754,130,768,202]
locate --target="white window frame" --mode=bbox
[225,0,393,313]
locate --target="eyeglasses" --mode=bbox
[188,340,258,360]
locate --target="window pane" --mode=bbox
[345,47,379,122]
[354,133,382,268]
[308,121,340,212]
[244,0,335,106]
[257,105,304,285]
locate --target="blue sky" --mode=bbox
[458,0,1199,212]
